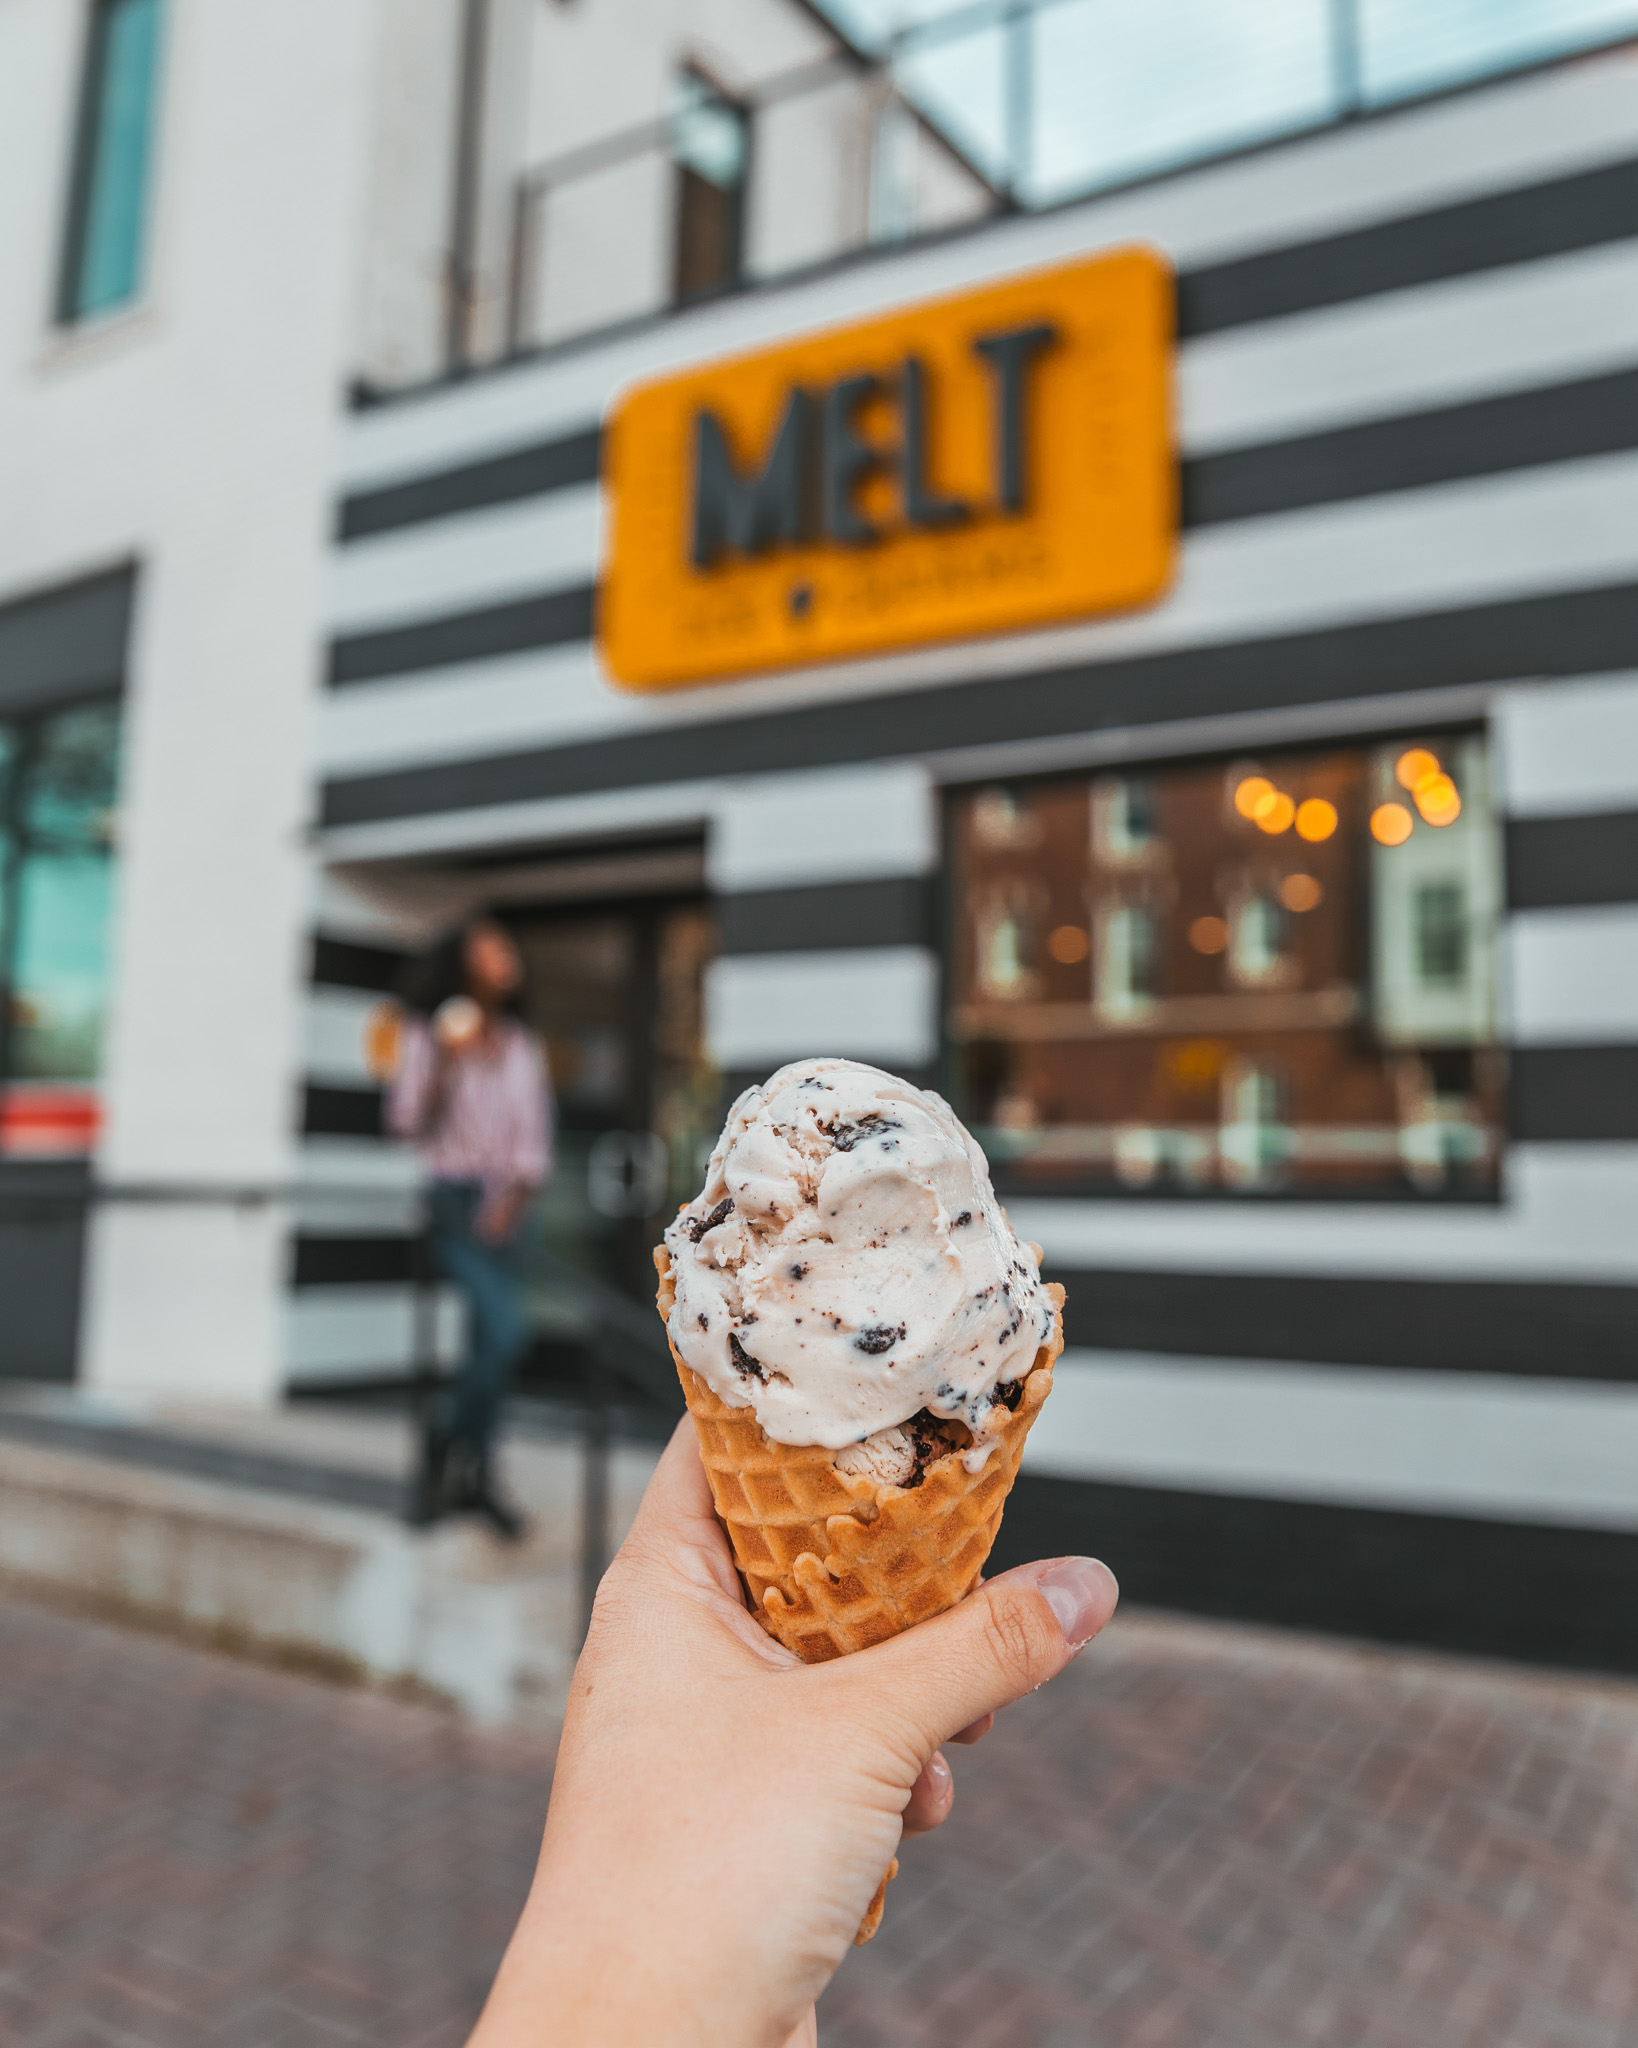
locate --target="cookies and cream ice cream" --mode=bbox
[662,1058,1055,1482]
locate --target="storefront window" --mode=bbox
[949,732,1504,1196]
[0,701,122,1155]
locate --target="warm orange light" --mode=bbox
[1167,1038,1226,1089]
[1255,791,1295,835]
[1279,873,1324,913]
[1188,914,1229,954]
[1233,776,1274,820]
[362,1000,405,1081]
[1295,798,1338,842]
[1047,922,1090,964]
[1371,802,1414,846]
[1415,774,1461,826]
[1396,747,1440,793]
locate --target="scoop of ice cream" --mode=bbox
[663,1057,1055,1455]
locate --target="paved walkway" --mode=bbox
[2,1592,1635,2048]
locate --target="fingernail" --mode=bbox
[1036,1558,1117,1650]
[926,1751,952,1803]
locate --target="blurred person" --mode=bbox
[388,918,553,1538]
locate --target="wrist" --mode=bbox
[478,1889,774,2048]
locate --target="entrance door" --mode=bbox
[505,898,717,1325]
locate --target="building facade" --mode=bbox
[307,51,1638,1669]
[0,0,882,1398]
[4,1,1637,1668]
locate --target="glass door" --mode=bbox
[506,898,717,1329]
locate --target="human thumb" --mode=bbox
[829,1556,1118,1752]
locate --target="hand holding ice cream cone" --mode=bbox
[467,1059,1115,2048]
[470,1416,1116,2048]
[655,1058,1068,1940]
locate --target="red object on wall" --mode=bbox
[0,1086,101,1157]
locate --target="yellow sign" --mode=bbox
[599,246,1175,690]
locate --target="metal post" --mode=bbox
[1003,0,1033,210]
[505,178,535,356]
[1330,0,1362,116]
[579,1361,611,1642]
[445,0,493,372]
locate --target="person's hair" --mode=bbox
[396,918,526,1018]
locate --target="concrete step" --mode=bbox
[0,1391,660,1726]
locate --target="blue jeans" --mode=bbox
[428,1180,531,1461]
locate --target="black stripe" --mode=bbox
[1511,1045,1638,1142]
[0,566,133,719]
[717,876,933,956]
[321,576,1638,828]
[291,1233,419,1288]
[337,427,601,542]
[301,1084,384,1139]
[323,363,1638,676]
[989,1476,1638,1675]
[327,584,596,687]
[1506,809,1638,911]
[1177,155,1638,338]
[1047,1266,1638,1381]
[310,934,407,992]
[1183,366,1638,528]
[322,156,1638,556]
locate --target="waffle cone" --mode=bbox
[654,1243,1064,1943]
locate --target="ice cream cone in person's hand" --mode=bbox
[653,1058,1065,1944]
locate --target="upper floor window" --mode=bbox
[671,70,748,303]
[58,0,163,324]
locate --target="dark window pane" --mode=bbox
[671,72,746,301]
[1415,882,1468,986]
[60,0,163,321]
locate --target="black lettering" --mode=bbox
[972,322,1057,512]
[822,373,891,546]
[901,356,970,530]
[690,390,813,567]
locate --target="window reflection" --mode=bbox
[950,733,1503,1197]
[0,701,122,1155]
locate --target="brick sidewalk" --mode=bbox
[2,1593,1635,2048]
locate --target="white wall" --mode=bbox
[0,0,383,1399]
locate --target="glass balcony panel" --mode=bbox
[1024,0,1334,205]
[1360,0,1638,105]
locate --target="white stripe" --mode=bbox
[319,453,1638,782]
[319,644,625,779]
[1023,1349,1638,1530]
[327,488,601,636]
[283,1286,462,1379]
[1498,670,1638,817]
[705,947,937,1067]
[1180,238,1638,456]
[709,764,937,890]
[317,778,723,864]
[1510,906,1638,1043]
[337,58,1638,492]
[1012,1143,1638,1281]
[303,987,380,1087]
[292,1153,421,1236]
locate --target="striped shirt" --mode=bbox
[386,1017,554,1192]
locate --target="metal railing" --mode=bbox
[0,1173,682,1638]
[503,0,1638,355]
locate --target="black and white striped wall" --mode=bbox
[299,52,1638,1664]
